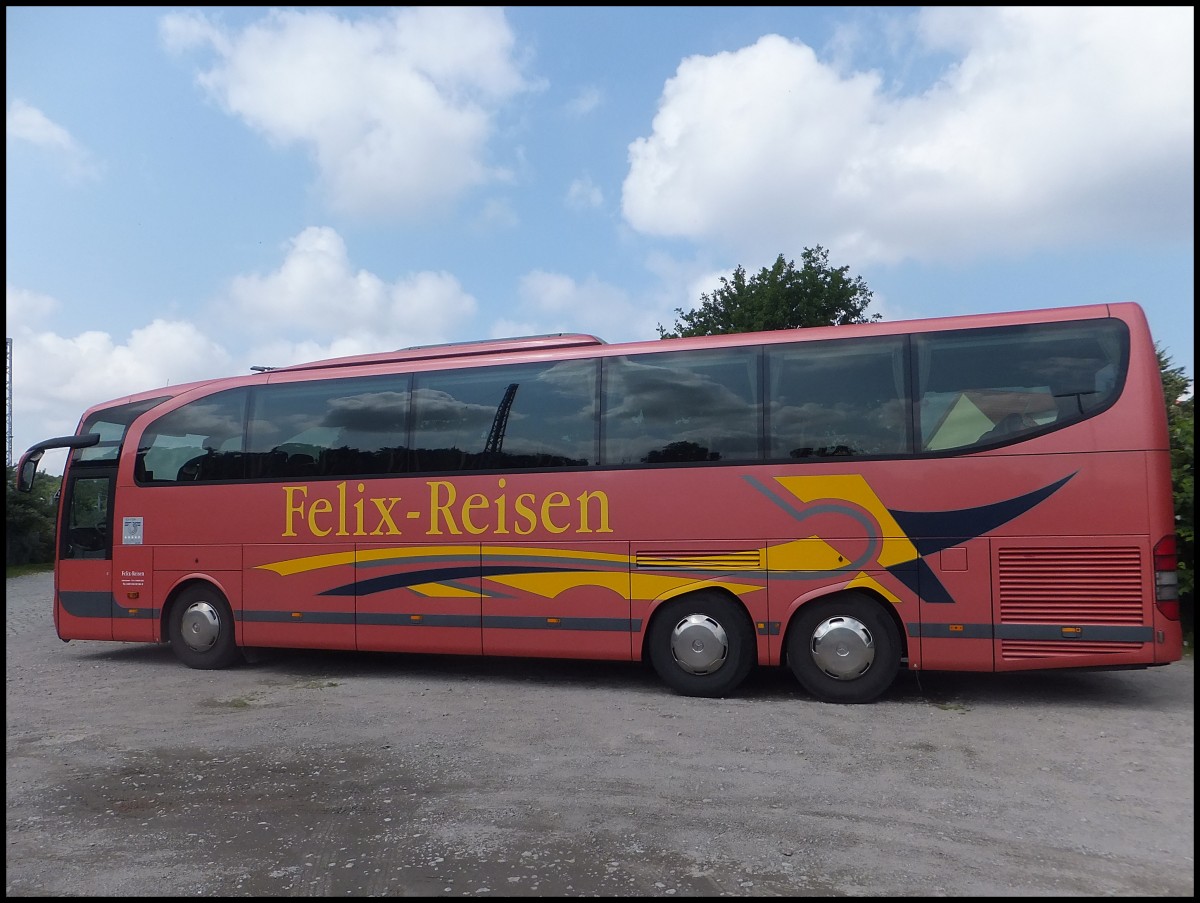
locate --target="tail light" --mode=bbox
[1153,534,1180,621]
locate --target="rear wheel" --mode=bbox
[648,591,755,698]
[168,584,240,670]
[787,593,900,704]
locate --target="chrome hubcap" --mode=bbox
[670,614,729,675]
[179,601,221,653]
[810,615,874,680]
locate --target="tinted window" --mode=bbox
[63,475,111,559]
[767,336,908,459]
[915,319,1128,452]
[76,397,171,465]
[602,347,760,465]
[247,375,409,478]
[136,389,248,483]
[411,359,597,471]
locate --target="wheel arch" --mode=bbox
[780,587,909,671]
[639,584,756,663]
[158,574,238,643]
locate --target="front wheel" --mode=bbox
[168,584,240,670]
[648,591,755,698]
[786,593,900,704]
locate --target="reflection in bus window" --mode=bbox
[136,389,248,483]
[78,398,171,464]
[247,375,409,478]
[412,360,597,471]
[767,336,908,459]
[602,347,760,466]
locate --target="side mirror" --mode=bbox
[16,450,44,493]
[15,433,102,492]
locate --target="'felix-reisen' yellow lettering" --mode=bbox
[285,479,612,539]
[283,482,404,538]
[541,491,569,533]
[429,480,461,535]
[309,496,334,536]
[514,492,537,535]
[576,489,611,534]
[426,479,611,537]
[283,485,308,537]
[370,497,402,535]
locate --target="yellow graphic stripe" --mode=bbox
[488,570,764,602]
[481,545,630,565]
[258,544,630,576]
[487,571,630,597]
[768,537,853,571]
[846,572,902,606]
[774,474,919,568]
[409,582,481,598]
[256,550,358,576]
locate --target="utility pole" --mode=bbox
[5,337,11,468]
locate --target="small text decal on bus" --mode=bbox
[282,479,613,539]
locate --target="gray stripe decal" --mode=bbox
[241,611,356,625]
[241,611,641,633]
[356,613,480,628]
[911,622,994,639]
[908,623,1153,642]
[995,624,1153,642]
[59,591,114,619]
[483,616,638,632]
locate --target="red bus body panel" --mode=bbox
[48,302,1183,676]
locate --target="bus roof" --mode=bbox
[266,333,607,374]
[262,302,1133,376]
[73,301,1143,421]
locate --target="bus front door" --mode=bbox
[55,468,117,642]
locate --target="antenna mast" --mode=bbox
[6,337,12,467]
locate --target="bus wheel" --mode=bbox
[786,593,900,704]
[168,585,240,670]
[648,591,755,698]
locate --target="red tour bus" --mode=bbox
[17,301,1183,703]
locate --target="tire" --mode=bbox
[168,584,240,670]
[786,592,900,704]
[648,591,755,698]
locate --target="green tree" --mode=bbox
[5,465,61,567]
[1158,347,1194,641]
[658,247,880,338]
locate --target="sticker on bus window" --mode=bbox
[122,516,144,545]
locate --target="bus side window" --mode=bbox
[766,335,907,459]
[603,347,760,466]
[177,453,207,481]
[283,452,317,477]
[916,320,1126,451]
[979,412,1037,442]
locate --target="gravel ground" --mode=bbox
[5,571,1195,897]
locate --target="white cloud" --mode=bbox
[474,197,521,231]
[5,283,60,332]
[566,85,602,117]
[222,226,479,355]
[5,100,101,182]
[159,7,532,218]
[8,313,232,471]
[622,7,1194,265]
[515,270,664,342]
[565,176,603,211]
